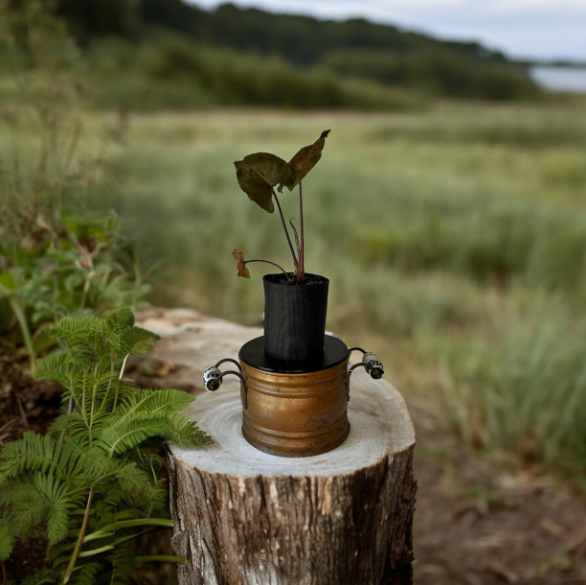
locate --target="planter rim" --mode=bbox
[262,272,329,285]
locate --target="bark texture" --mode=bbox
[169,449,415,585]
[169,375,416,585]
[142,308,416,584]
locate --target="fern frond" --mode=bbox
[0,433,64,481]
[60,442,111,482]
[98,417,170,456]
[31,473,82,545]
[0,519,14,561]
[114,463,154,500]
[117,388,195,417]
[164,412,212,447]
[3,492,47,537]
[106,308,135,331]
[69,560,103,585]
[110,326,159,358]
[45,315,105,343]
[146,487,168,516]
[35,354,75,388]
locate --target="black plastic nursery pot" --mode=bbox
[263,272,329,361]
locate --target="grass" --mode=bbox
[3,99,586,478]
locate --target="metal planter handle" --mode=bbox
[346,347,385,401]
[203,358,248,409]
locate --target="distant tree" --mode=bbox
[137,0,208,39]
[55,0,137,44]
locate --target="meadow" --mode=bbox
[2,98,586,481]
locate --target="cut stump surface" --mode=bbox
[163,311,416,585]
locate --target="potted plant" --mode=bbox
[232,130,331,362]
[202,129,385,457]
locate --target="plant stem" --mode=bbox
[289,220,301,259]
[245,260,291,280]
[113,353,130,411]
[0,282,35,372]
[299,181,305,282]
[9,296,35,373]
[272,190,298,274]
[63,487,94,584]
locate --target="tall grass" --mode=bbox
[3,100,586,478]
[441,311,586,471]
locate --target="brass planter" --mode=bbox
[240,357,350,457]
[202,337,384,458]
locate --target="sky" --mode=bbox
[187,0,586,61]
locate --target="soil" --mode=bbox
[411,400,586,585]
[0,349,62,446]
[2,344,585,584]
[264,272,328,285]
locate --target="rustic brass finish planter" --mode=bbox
[240,357,350,457]
[202,337,384,458]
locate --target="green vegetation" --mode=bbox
[0,6,148,371]
[80,102,585,479]
[0,309,210,583]
[1,0,540,112]
[0,8,207,580]
[82,35,420,112]
[135,1,540,101]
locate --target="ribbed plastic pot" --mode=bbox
[263,273,329,361]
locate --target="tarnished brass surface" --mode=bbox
[240,357,350,457]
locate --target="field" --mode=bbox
[2,97,586,479]
[2,58,586,585]
[58,99,583,480]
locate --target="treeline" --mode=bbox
[4,0,541,107]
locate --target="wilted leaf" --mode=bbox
[283,129,331,191]
[234,153,294,212]
[232,249,250,278]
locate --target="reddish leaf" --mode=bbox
[283,129,331,191]
[232,249,250,278]
[234,153,295,213]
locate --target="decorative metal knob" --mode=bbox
[202,359,248,409]
[203,366,223,392]
[346,347,385,401]
[362,352,384,380]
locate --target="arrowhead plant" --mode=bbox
[233,130,331,284]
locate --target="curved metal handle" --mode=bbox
[203,359,248,409]
[346,349,385,401]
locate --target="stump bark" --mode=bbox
[168,365,416,585]
[138,309,416,584]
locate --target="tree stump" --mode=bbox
[168,366,416,585]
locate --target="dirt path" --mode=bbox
[412,403,586,585]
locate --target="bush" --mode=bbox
[322,49,541,101]
[84,36,425,111]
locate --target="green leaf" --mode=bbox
[114,463,154,499]
[0,519,14,561]
[45,314,104,343]
[0,432,62,481]
[111,325,159,357]
[234,153,295,212]
[283,129,331,191]
[0,271,16,296]
[106,307,135,332]
[35,354,74,387]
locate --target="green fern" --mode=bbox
[0,309,211,583]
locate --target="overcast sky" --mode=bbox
[187,0,586,61]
